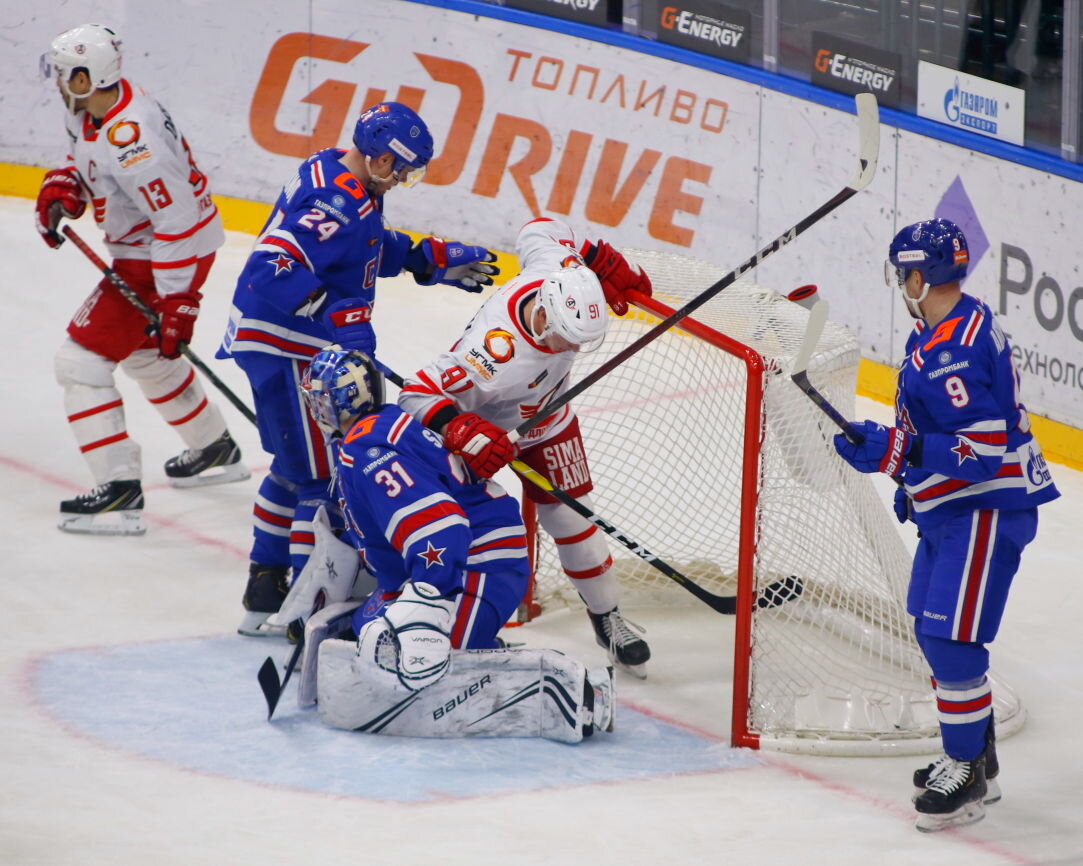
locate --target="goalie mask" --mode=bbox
[353,102,433,188]
[533,266,608,353]
[41,24,123,112]
[886,219,969,316]
[300,345,385,436]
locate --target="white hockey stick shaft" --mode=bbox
[789,298,866,445]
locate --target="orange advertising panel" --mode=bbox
[239,1,760,259]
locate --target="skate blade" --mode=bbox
[915,801,986,833]
[237,610,288,638]
[169,462,251,489]
[58,511,146,536]
[611,659,647,680]
[913,777,1001,805]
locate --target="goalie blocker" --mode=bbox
[314,623,615,744]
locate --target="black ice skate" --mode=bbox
[914,717,1000,804]
[913,755,987,832]
[58,480,145,536]
[588,607,650,679]
[164,431,250,488]
[238,563,290,637]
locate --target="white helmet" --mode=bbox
[41,24,123,108]
[534,266,608,352]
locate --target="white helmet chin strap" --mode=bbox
[902,280,930,318]
[529,295,550,342]
[364,154,394,186]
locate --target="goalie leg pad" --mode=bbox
[296,600,364,707]
[267,504,371,628]
[317,634,613,743]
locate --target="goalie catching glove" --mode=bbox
[583,239,652,315]
[443,412,516,478]
[381,581,455,690]
[404,237,499,292]
[35,167,86,248]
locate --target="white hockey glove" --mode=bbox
[382,582,455,690]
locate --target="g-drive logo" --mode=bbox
[944,78,999,135]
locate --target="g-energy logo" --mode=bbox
[814,49,895,93]
[661,6,744,49]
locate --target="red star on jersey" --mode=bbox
[268,253,295,275]
[951,438,977,464]
[418,540,446,568]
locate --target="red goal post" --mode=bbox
[520,248,1025,756]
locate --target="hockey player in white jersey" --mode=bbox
[399,217,654,676]
[37,24,248,535]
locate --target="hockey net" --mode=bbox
[522,248,1025,756]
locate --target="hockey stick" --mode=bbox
[60,225,259,426]
[788,298,865,445]
[510,92,880,444]
[512,459,803,614]
[382,367,801,614]
[790,299,911,505]
[257,618,305,720]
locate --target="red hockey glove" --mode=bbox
[583,239,652,315]
[155,292,201,359]
[35,168,86,249]
[443,413,516,478]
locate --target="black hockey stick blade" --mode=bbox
[511,93,880,443]
[257,656,283,720]
[258,619,306,720]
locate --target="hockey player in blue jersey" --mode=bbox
[831,219,1058,832]
[289,345,614,742]
[217,102,499,636]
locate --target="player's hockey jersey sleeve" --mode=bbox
[102,99,223,294]
[341,445,474,596]
[398,346,503,432]
[378,228,413,277]
[514,216,587,278]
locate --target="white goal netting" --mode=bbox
[526,248,1024,755]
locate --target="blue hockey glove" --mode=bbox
[322,298,376,356]
[832,421,912,476]
[893,485,912,524]
[404,236,499,292]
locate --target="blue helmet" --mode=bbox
[353,102,433,186]
[888,218,969,288]
[300,345,385,436]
